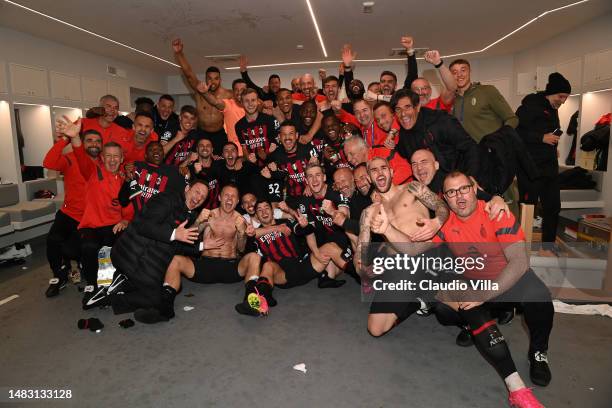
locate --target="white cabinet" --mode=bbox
[9,63,49,98]
[107,79,131,111]
[584,49,612,85]
[50,72,81,101]
[556,58,582,93]
[0,62,7,94]
[81,77,107,104]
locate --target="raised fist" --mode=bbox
[172,38,183,53]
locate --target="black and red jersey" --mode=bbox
[191,161,221,210]
[254,220,308,263]
[286,187,349,236]
[268,143,318,198]
[235,113,279,166]
[165,129,207,166]
[119,161,185,214]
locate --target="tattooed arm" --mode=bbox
[406,180,449,242]
[354,205,374,275]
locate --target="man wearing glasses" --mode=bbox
[432,171,554,394]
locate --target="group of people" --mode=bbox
[42,36,573,408]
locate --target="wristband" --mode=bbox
[434,60,444,69]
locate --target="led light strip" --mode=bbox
[227,0,590,70]
[3,0,180,67]
[305,0,328,58]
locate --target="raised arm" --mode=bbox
[423,50,457,104]
[195,80,225,111]
[239,55,265,99]
[172,38,200,92]
[56,116,95,180]
[43,137,69,172]
[400,36,418,90]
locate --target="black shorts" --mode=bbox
[318,230,352,263]
[191,256,242,284]
[276,256,319,289]
[202,129,228,156]
[369,300,420,316]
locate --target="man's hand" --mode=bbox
[278,201,290,214]
[330,100,342,112]
[175,130,187,141]
[112,220,129,234]
[175,220,199,244]
[364,90,379,103]
[297,214,309,227]
[268,142,277,153]
[56,115,81,138]
[203,236,225,250]
[179,166,190,177]
[247,153,257,163]
[196,81,209,94]
[484,196,510,222]
[246,223,256,237]
[193,162,203,174]
[318,68,326,81]
[383,135,396,150]
[341,44,356,67]
[239,55,248,72]
[321,199,335,215]
[172,38,183,54]
[278,224,292,236]
[459,301,484,311]
[234,214,247,232]
[424,50,442,66]
[303,185,313,197]
[543,133,560,145]
[124,162,135,180]
[400,36,414,52]
[196,208,211,224]
[409,217,441,242]
[370,204,390,235]
[332,211,346,227]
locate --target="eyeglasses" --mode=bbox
[443,184,473,198]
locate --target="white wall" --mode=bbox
[0,26,168,97]
[0,101,19,184]
[15,104,53,167]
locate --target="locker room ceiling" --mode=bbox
[0,0,611,74]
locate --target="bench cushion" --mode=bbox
[0,212,10,228]
[1,201,56,222]
[0,184,19,207]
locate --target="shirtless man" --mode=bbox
[157,184,261,316]
[172,38,233,155]
[357,157,449,337]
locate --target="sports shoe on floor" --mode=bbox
[529,351,552,386]
[107,273,128,295]
[416,298,433,317]
[82,285,110,310]
[508,387,544,408]
[455,327,474,347]
[236,289,269,316]
[45,277,68,298]
[318,275,346,288]
[497,308,515,325]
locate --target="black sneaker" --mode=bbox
[82,285,110,310]
[497,308,515,326]
[318,275,346,288]
[107,273,128,295]
[45,277,68,298]
[529,351,551,386]
[416,298,433,317]
[456,327,474,347]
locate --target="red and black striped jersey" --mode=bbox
[119,162,185,214]
[286,187,349,236]
[165,129,207,166]
[235,113,280,167]
[191,161,221,210]
[254,220,307,263]
[268,142,318,198]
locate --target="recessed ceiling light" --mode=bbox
[226,0,590,70]
[305,0,327,58]
[296,45,304,50]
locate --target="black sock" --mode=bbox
[256,277,277,307]
[159,285,177,319]
[243,279,257,301]
[318,271,346,288]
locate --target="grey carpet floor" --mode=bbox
[1,238,611,408]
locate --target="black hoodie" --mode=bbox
[515,92,560,176]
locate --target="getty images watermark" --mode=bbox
[358,242,609,303]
